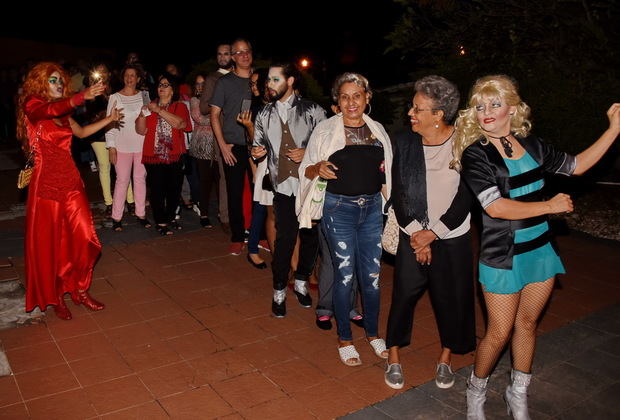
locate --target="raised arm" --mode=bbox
[24,93,84,125]
[70,107,120,139]
[573,103,620,175]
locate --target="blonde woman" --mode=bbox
[452,75,620,420]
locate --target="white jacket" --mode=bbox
[296,113,393,228]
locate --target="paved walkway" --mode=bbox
[0,158,618,419]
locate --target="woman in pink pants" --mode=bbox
[106,64,150,230]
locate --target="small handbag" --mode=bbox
[261,168,274,192]
[381,207,399,255]
[17,152,34,189]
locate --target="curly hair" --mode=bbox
[414,75,460,122]
[331,72,372,103]
[451,75,532,171]
[16,62,72,147]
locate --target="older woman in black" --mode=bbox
[384,76,475,390]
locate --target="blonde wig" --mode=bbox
[451,75,532,171]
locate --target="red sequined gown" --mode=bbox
[24,94,102,312]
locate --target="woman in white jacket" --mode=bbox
[299,73,392,366]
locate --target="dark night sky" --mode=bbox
[2,2,409,88]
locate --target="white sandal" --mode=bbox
[369,338,388,359]
[338,345,362,366]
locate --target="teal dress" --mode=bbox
[479,152,565,294]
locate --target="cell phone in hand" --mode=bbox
[141,90,151,106]
[241,99,251,113]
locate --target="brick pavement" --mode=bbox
[0,156,618,419]
[0,220,617,419]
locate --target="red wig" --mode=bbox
[16,62,73,147]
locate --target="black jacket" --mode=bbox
[461,134,576,269]
[391,130,472,239]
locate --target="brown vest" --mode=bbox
[276,120,299,184]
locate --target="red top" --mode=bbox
[141,101,191,164]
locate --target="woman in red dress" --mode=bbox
[16,62,121,320]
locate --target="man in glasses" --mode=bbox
[251,63,327,317]
[200,44,234,233]
[210,39,254,255]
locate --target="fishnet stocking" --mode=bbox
[473,277,554,378]
[511,277,554,373]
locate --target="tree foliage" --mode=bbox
[387,0,619,160]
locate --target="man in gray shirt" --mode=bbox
[210,39,253,255]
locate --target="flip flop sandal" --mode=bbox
[338,345,362,367]
[369,338,388,359]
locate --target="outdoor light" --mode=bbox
[459,45,466,56]
[300,58,310,69]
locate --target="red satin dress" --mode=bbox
[24,94,102,312]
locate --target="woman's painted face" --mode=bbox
[195,75,205,95]
[407,92,438,134]
[47,71,64,99]
[337,82,369,122]
[123,69,139,89]
[158,78,173,99]
[475,95,516,135]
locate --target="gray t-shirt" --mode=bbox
[210,72,251,146]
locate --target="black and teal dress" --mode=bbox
[478,153,565,294]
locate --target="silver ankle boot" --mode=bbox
[505,369,531,420]
[466,371,488,420]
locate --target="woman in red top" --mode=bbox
[136,73,191,235]
[16,62,121,320]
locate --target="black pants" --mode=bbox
[195,158,219,218]
[223,145,250,242]
[272,192,319,291]
[145,161,183,225]
[386,230,476,354]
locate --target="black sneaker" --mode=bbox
[294,291,312,308]
[272,300,286,318]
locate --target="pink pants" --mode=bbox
[112,151,147,220]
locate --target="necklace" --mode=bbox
[487,133,513,157]
[344,125,371,145]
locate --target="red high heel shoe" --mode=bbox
[71,291,105,311]
[53,297,73,320]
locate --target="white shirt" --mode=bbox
[105,92,145,153]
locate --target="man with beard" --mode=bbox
[210,41,252,248]
[200,44,233,232]
[251,63,326,317]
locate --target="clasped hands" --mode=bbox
[410,229,437,265]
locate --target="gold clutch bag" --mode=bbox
[17,153,34,189]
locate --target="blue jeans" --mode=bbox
[247,201,267,254]
[321,191,383,341]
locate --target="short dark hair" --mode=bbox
[157,72,180,102]
[269,62,300,90]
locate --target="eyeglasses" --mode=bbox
[232,50,252,57]
[410,106,437,114]
[158,83,171,88]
